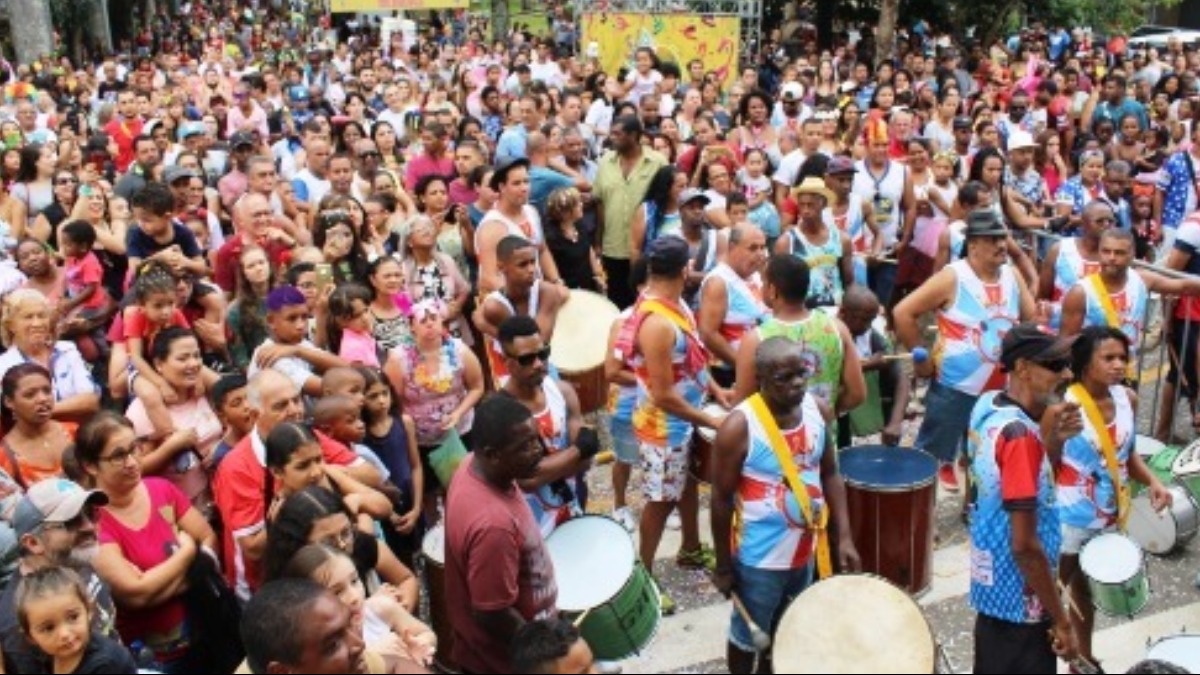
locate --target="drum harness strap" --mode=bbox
[1068,383,1131,531]
[1087,274,1136,381]
[746,393,833,580]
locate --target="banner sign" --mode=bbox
[580,13,740,90]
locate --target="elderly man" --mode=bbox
[214,369,380,600]
[700,223,770,387]
[1038,201,1110,328]
[214,193,297,293]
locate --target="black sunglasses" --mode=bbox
[1032,357,1071,372]
[359,150,382,159]
[507,346,551,367]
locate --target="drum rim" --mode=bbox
[838,446,938,491]
[547,514,640,611]
[1079,533,1144,580]
[842,475,937,491]
[772,572,937,672]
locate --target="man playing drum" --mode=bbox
[1057,326,1173,669]
[967,323,1079,673]
[711,336,861,675]
[616,236,726,614]
[698,223,770,389]
[498,315,601,538]
[476,235,569,388]
[895,209,1038,494]
[444,395,558,674]
[733,255,865,416]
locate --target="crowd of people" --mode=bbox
[0,0,1198,673]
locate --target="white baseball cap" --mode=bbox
[781,82,805,101]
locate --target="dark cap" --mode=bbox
[164,165,201,184]
[964,209,1008,238]
[1000,323,1075,373]
[230,131,256,149]
[953,116,973,130]
[825,155,857,175]
[489,157,531,190]
[646,235,690,276]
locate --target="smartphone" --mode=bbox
[315,263,334,294]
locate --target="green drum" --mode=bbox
[1079,533,1150,618]
[1133,437,1180,497]
[546,516,661,661]
[1170,440,1200,504]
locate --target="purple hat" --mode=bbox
[266,285,307,312]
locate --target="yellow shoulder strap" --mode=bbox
[747,393,832,579]
[1088,274,1121,329]
[1068,383,1130,530]
[640,299,693,334]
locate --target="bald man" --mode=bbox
[699,223,770,387]
[214,193,297,293]
[527,131,586,219]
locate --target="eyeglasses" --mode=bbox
[506,346,551,367]
[359,151,382,159]
[55,177,78,186]
[318,524,355,550]
[1032,357,1071,372]
[99,447,139,467]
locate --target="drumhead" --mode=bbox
[422,525,445,564]
[1127,491,1185,556]
[696,404,729,442]
[1171,439,1200,477]
[549,291,621,373]
[773,574,934,673]
[1136,434,1166,459]
[1146,634,1200,672]
[1079,533,1141,582]
[546,516,636,611]
[839,446,937,491]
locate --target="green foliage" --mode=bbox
[1031,0,1180,35]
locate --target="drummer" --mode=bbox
[967,323,1079,673]
[1057,326,1173,670]
[498,315,601,537]
[476,235,569,388]
[837,286,911,447]
[616,236,726,614]
[698,223,770,388]
[711,336,861,675]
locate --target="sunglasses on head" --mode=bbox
[507,345,551,367]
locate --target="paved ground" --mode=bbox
[568,346,1200,674]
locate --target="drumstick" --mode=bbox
[595,450,615,466]
[731,593,772,652]
[572,608,591,628]
[882,347,930,364]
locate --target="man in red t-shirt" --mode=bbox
[214,193,294,294]
[103,90,144,174]
[445,395,558,673]
[213,369,380,600]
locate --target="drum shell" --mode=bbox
[559,366,608,414]
[1127,485,1199,555]
[689,405,728,485]
[421,527,457,673]
[1079,534,1149,618]
[840,447,937,596]
[550,290,621,414]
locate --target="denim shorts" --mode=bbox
[914,381,979,463]
[728,562,814,653]
[610,421,640,465]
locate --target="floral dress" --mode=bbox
[400,338,473,447]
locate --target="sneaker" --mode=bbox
[938,463,960,493]
[676,544,716,571]
[659,590,677,616]
[666,510,682,530]
[612,507,637,533]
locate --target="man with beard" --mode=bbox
[0,480,117,673]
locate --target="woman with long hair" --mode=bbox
[630,165,686,261]
[371,121,406,174]
[0,363,74,488]
[314,209,371,285]
[412,174,473,276]
[227,246,273,371]
[336,120,369,156]
[10,143,57,234]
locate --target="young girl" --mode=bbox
[361,367,423,549]
[622,47,663,107]
[282,544,436,670]
[17,566,136,674]
[111,261,192,438]
[1130,191,1161,261]
[738,149,782,248]
[327,283,381,368]
[228,246,273,371]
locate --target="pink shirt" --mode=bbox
[404,154,455,192]
[226,102,269,140]
[340,328,380,367]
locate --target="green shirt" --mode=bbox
[757,309,844,412]
[593,148,666,259]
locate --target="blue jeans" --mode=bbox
[914,381,979,463]
[728,562,814,652]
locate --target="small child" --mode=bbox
[16,566,136,674]
[1131,190,1161,261]
[58,220,112,361]
[739,149,782,248]
[250,285,348,397]
[360,367,423,553]
[725,191,750,225]
[327,283,380,368]
[209,374,253,470]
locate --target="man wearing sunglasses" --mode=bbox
[968,323,1080,673]
[0,479,118,673]
[498,315,599,538]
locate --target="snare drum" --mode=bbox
[1133,442,1182,498]
[690,403,729,484]
[545,516,661,661]
[1079,533,1150,617]
[1145,634,1200,672]
[1127,485,1200,555]
[773,574,936,673]
[550,291,621,413]
[421,526,456,672]
[840,446,938,596]
[1170,439,1200,503]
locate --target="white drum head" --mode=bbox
[422,525,445,564]
[1146,634,1200,672]
[1172,440,1200,476]
[546,516,636,611]
[1080,533,1142,581]
[696,404,729,442]
[1136,435,1166,459]
[1127,494,1180,556]
[773,575,934,673]
[549,291,621,373]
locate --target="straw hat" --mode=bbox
[791,176,836,204]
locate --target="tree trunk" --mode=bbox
[816,0,834,51]
[876,0,898,66]
[90,0,114,56]
[9,0,55,63]
[491,0,508,42]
